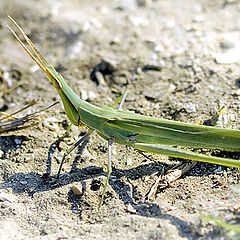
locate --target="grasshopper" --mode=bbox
[8,16,240,206]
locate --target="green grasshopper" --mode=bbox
[8,16,240,205]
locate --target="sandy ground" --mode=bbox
[0,0,240,239]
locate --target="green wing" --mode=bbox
[104,109,240,152]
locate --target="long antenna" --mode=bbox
[7,15,47,73]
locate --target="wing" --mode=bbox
[104,109,240,151]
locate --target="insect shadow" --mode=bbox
[0,138,212,239]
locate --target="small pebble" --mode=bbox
[72,208,79,214]
[82,21,90,32]
[3,71,12,87]
[14,139,22,145]
[25,156,31,162]
[93,71,106,86]
[30,65,40,72]
[80,90,97,101]
[136,67,142,73]
[233,202,240,211]
[59,141,68,151]
[126,158,132,166]
[81,89,88,100]
[9,102,16,108]
[126,203,136,213]
[214,166,223,174]
[71,184,83,196]
[215,45,240,64]
[88,91,97,100]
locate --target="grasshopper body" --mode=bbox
[8,16,240,205]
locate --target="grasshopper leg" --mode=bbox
[98,91,128,206]
[99,139,114,207]
[57,130,92,178]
